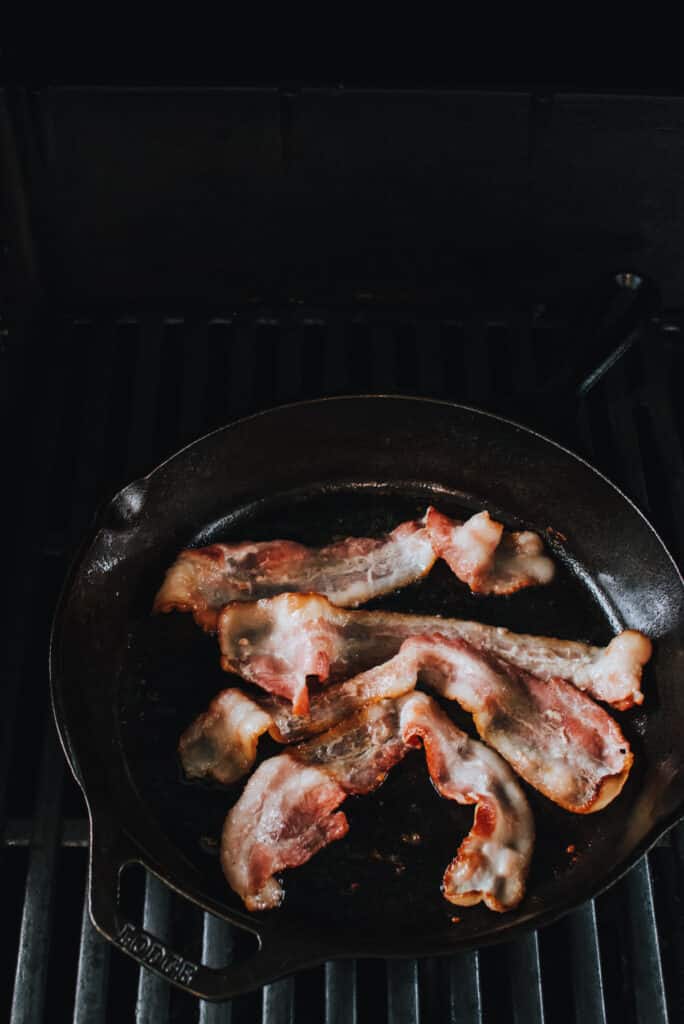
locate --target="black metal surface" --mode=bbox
[7,85,684,308]
[2,306,684,1021]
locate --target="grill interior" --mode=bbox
[1,304,683,1022]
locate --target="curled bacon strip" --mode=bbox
[220,755,349,911]
[189,603,636,811]
[425,507,555,595]
[179,689,274,785]
[217,626,633,812]
[218,593,651,714]
[351,635,632,812]
[221,702,405,911]
[220,694,533,912]
[399,692,533,911]
[154,508,555,632]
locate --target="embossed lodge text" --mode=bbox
[117,922,198,984]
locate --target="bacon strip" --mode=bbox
[262,651,418,743]
[178,689,274,785]
[218,593,651,713]
[220,755,349,911]
[398,692,533,911]
[348,636,631,812]
[426,507,555,595]
[153,509,555,632]
[220,694,533,912]
[290,700,407,794]
[220,702,405,911]
[256,636,632,812]
[154,519,436,631]
[191,610,634,809]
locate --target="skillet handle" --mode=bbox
[88,823,310,1001]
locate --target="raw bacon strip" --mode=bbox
[398,692,533,911]
[261,638,632,811]
[426,507,555,595]
[347,635,631,812]
[262,652,419,743]
[178,689,274,785]
[221,702,406,911]
[153,509,555,633]
[218,593,651,712]
[221,694,533,912]
[220,756,349,911]
[291,700,407,794]
[153,519,436,631]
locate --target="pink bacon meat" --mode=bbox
[187,607,635,812]
[303,635,631,813]
[212,620,633,811]
[179,689,274,785]
[153,508,555,632]
[154,518,436,632]
[220,694,533,912]
[220,701,406,911]
[218,593,651,714]
[398,692,534,911]
[220,755,349,912]
[425,507,555,595]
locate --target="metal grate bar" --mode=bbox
[322,320,350,395]
[275,327,305,404]
[225,326,259,420]
[0,329,72,837]
[568,901,607,1024]
[262,977,295,1024]
[415,321,447,398]
[199,913,233,1024]
[369,326,398,391]
[73,892,110,1024]
[125,318,164,477]
[10,322,120,1023]
[386,960,420,1024]
[626,859,670,1024]
[447,951,483,1024]
[4,817,89,847]
[179,321,211,444]
[324,961,357,1024]
[10,723,66,1024]
[135,874,172,1024]
[463,317,490,405]
[507,932,545,1024]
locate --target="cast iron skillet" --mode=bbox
[50,396,684,1001]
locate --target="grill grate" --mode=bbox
[1,307,683,1023]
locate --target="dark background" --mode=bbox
[2,32,684,1023]
[4,31,684,316]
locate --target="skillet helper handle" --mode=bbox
[88,825,303,1001]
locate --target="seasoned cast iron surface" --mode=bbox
[119,484,644,940]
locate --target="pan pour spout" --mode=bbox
[220,694,534,913]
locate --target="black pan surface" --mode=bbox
[50,396,684,1000]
